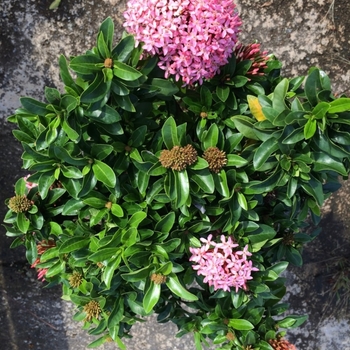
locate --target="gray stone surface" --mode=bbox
[1,0,350,349]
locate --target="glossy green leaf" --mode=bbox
[70,54,104,74]
[59,237,90,254]
[112,35,135,62]
[45,260,66,278]
[92,160,116,188]
[113,61,143,81]
[203,124,219,149]
[17,212,30,233]
[304,119,317,139]
[162,117,179,149]
[20,97,49,117]
[174,170,190,208]
[253,138,279,170]
[166,274,198,301]
[99,17,114,52]
[328,98,350,113]
[102,254,121,288]
[81,74,111,103]
[305,68,322,106]
[143,281,161,313]
[228,319,254,330]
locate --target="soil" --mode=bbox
[0,0,350,349]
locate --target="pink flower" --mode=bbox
[234,42,269,76]
[189,234,259,292]
[24,175,37,191]
[31,258,48,282]
[123,0,242,85]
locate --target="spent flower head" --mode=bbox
[84,300,101,322]
[8,195,33,213]
[203,147,227,173]
[124,0,241,85]
[189,234,259,292]
[69,272,83,288]
[159,144,197,171]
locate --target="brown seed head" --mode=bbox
[203,147,227,173]
[83,300,101,322]
[104,58,113,68]
[226,332,235,341]
[200,111,208,118]
[8,195,33,213]
[159,144,197,171]
[69,272,83,288]
[282,232,295,246]
[150,273,167,284]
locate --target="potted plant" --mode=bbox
[3,1,350,349]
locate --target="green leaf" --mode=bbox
[272,78,289,113]
[92,160,116,188]
[113,61,143,81]
[45,260,65,278]
[99,17,114,52]
[189,169,214,193]
[20,97,49,117]
[213,171,230,197]
[166,274,198,301]
[108,297,124,328]
[162,117,179,149]
[38,172,56,199]
[203,124,219,149]
[49,0,61,10]
[313,152,347,176]
[328,98,350,113]
[216,85,230,102]
[59,237,90,254]
[81,73,111,103]
[226,154,248,168]
[305,68,322,106]
[174,170,189,208]
[121,266,153,282]
[253,138,279,170]
[228,319,254,330]
[59,55,76,88]
[89,248,119,263]
[155,212,175,233]
[143,281,161,313]
[70,54,104,75]
[102,254,121,288]
[200,85,212,108]
[304,119,317,139]
[17,212,30,233]
[148,78,179,97]
[112,35,135,62]
[230,116,258,140]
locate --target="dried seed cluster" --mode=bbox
[202,147,227,173]
[83,300,101,322]
[69,272,83,288]
[159,144,197,171]
[150,273,167,284]
[8,195,33,213]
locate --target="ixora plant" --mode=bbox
[3,1,350,349]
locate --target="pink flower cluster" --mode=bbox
[123,0,242,85]
[234,42,269,76]
[189,234,258,292]
[24,175,37,191]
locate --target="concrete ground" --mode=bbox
[0,0,350,349]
